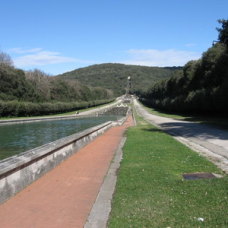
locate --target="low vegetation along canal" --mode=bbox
[0,115,119,160]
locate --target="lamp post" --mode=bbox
[126,76,131,96]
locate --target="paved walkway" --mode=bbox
[0,116,133,228]
[134,99,228,173]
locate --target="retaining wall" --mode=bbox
[0,118,126,204]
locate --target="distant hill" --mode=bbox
[57,63,181,95]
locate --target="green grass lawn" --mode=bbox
[108,115,228,227]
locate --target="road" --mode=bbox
[134,99,228,173]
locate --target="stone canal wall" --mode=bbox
[0,116,127,204]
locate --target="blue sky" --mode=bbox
[1,0,227,75]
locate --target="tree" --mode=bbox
[0,51,13,67]
[25,69,51,101]
[217,19,228,46]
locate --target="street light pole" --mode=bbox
[126,76,131,96]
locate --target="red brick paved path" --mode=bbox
[0,116,133,228]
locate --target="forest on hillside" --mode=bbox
[139,19,228,115]
[0,58,113,117]
[57,63,181,95]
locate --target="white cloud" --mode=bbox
[123,49,201,67]
[11,48,91,67]
[9,48,43,54]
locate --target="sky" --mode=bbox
[1,0,228,75]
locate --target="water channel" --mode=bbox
[0,115,120,160]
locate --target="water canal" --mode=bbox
[0,115,120,160]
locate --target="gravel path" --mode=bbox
[134,99,228,173]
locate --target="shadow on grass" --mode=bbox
[142,128,164,133]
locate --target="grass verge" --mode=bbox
[108,115,228,227]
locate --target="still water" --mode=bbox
[0,116,119,160]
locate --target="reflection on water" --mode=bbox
[0,116,119,160]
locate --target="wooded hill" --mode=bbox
[140,20,228,115]
[57,63,181,95]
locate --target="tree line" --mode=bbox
[0,55,114,117]
[139,20,228,115]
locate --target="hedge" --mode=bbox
[0,99,114,117]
